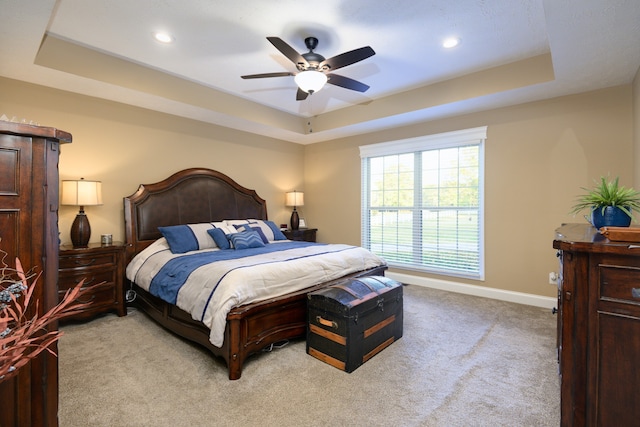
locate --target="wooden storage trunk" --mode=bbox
[306,276,403,372]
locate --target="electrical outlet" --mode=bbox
[548,272,558,285]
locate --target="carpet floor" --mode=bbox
[59,284,560,426]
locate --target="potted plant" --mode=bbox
[570,176,640,229]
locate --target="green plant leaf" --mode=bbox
[569,175,640,222]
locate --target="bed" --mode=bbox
[123,168,387,379]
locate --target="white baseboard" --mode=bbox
[386,271,557,310]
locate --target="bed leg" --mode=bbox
[227,318,243,380]
[228,353,242,380]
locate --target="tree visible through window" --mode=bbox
[360,127,486,279]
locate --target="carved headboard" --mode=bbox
[123,168,267,262]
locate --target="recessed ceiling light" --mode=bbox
[443,37,460,49]
[153,32,174,44]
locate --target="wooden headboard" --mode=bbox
[123,168,267,263]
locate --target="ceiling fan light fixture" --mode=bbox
[153,32,174,44]
[443,37,460,49]
[295,70,328,94]
[243,37,375,100]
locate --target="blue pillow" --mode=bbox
[224,219,287,241]
[236,225,269,244]
[159,225,199,254]
[227,230,265,250]
[158,223,218,254]
[207,228,231,250]
[264,220,287,241]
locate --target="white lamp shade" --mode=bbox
[61,179,103,206]
[285,191,304,207]
[294,71,327,94]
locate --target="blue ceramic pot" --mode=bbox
[591,206,632,229]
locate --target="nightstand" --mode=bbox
[58,242,126,321]
[282,228,317,242]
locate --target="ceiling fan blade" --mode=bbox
[327,74,370,92]
[296,88,309,101]
[320,46,375,71]
[267,37,309,68]
[241,72,293,79]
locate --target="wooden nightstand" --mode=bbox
[58,242,127,321]
[283,228,318,242]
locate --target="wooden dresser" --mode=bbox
[0,122,71,427]
[553,223,640,426]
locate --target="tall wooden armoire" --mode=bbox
[0,122,71,426]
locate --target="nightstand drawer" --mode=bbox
[59,252,116,270]
[57,279,117,308]
[58,267,117,292]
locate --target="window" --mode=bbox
[360,127,486,279]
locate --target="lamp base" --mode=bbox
[290,208,300,231]
[70,211,91,248]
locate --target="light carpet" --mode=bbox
[58,284,560,426]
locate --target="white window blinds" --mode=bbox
[360,127,486,279]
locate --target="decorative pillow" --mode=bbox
[207,228,231,250]
[263,220,287,241]
[224,219,251,227]
[225,219,287,241]
[212,223,238,235]
[158,223,217,254]
[236,225,269,244]
[227,230,266,250]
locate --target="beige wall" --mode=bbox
[634,66,640,190]
[0,77,305,246]
[1,77,635,299]
[305,86,634,298]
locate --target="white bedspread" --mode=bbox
[126,238,386,347]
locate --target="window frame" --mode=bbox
[359,127,486,280]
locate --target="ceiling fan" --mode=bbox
[241,36,375,101]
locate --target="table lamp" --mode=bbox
[285,191,304,230]
[61,178,103,247]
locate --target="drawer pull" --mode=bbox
[74,258,97,266]
[82,277,96,286]
[316,316,338,329]
[76,294,96,304]
[632,288,640,299]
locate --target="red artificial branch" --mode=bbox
[1,255,96,381]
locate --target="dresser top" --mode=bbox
[553,223,640,254]
[60,242,125,252]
